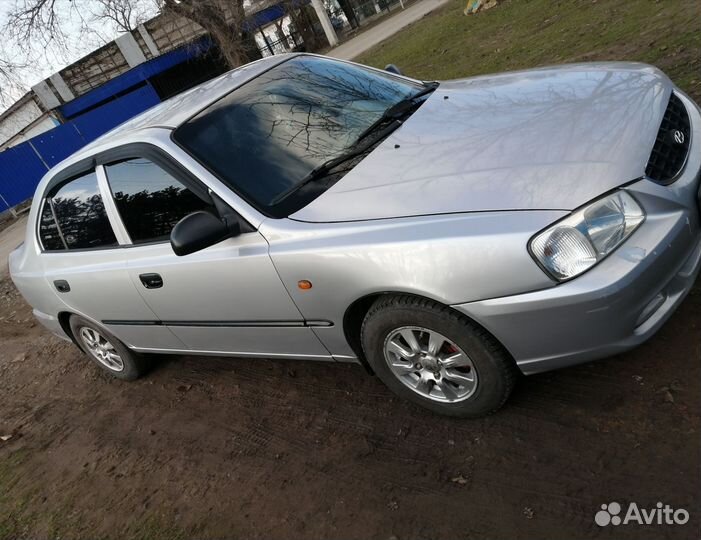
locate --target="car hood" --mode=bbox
[291,63,672,223]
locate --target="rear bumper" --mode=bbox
[33,309,71,342]
[454,90,701,374]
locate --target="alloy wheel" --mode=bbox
[383,326,478,402]
[79,327,125,372]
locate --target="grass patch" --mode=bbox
[0,449,190,540]
[357,0,701,99]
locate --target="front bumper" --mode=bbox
[455,223,700,374]
[454,91,701,375]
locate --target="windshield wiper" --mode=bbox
[270,119,403,206]
[355,81,439,143]
[270,83,439,206]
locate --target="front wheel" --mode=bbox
[361,295,518,417]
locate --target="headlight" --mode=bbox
[529,190,645,281]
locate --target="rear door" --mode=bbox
[101,153,331,360]
[37,168,185,351]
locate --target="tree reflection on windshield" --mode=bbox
[174,56,423,214]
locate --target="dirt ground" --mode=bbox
[0,268,699,539]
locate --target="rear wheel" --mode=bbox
[69,315,149,381]
[361,295,518,417]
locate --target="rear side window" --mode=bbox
[40,170,117,251]
[104,158,213,244]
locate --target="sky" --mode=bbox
[0,0,159,111]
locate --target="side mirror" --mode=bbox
[384,64,403,75]
[170,211,240,256]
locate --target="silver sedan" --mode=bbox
[10,54,701,417]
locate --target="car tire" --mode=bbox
[361,295,518,417]
[69,315,149,381]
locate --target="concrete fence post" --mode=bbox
[310,0,339,47]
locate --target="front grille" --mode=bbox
[645,92,691,184]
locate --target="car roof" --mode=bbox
[67,53,297,162]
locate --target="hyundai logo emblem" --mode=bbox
[673,130,685,144]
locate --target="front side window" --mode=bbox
[105,158,213,244]
[173,55,424,216]
[40,170,117,250]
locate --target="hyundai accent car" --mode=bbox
[9,54,701,417]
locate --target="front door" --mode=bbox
[101,155,330,360]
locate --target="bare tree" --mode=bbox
[3,0,261,86]
[5,0,154,48]
[2,0,127,82]
[0,52,30,110]
[92,0,154,32]
[159,0,260,68]
[5,0,70,52]
[0,0,138,110]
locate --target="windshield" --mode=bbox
[173,55,425,217]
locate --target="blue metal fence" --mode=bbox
[0,38,213,212]
[70,84,161,141]
[30,123,87,168]
[0,142,51,209]
[0,83,163,211]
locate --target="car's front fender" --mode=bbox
[261,211,563,357]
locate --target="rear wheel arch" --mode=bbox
[68,314,150,380]
[58,311,80,346]
[58,311,125,353]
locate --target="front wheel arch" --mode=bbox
[360,294,520,416]
[343,291,511,372]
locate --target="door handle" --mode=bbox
[139,273,163,289]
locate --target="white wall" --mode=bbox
[0,103,58,151]
[0,98,56,147]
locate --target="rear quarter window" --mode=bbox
[38,202,65,251]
